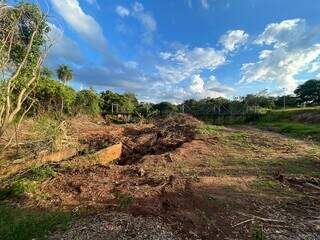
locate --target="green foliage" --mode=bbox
[29,166,58,181]
[0,180,38,199]
[252,225,267,240]
[0,204,74,240]
[116,193,134,209]
[30,77,76,114]
[100,90,137,115]
[153,101,178,116]
[294,79,320,104]
[30,115,61,151]
[56,64,73,84]
[257,121,320,142]
[242,92,275,109]
[73,89,101,116]
[197,124,224,135]
[0,3,49,73]
[275,95,299,108]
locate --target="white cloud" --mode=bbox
[190,74,204,93]
[50,0,107,52]
[241,19,320,93]
[189,74,234,99]
[116,5,130,17]
[47,23,83,65]
[157,47,226,83]
[207,75,235,93]
[132,2,157,44]
[219,30,249,52]
[255,19,305,48]
[201,0,209,9]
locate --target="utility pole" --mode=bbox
[283,88,286,110]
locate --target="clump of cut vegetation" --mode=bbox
[29,115,61,152]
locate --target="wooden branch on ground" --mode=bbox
[238,212,286,223]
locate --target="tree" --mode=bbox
[294,79,320,105]
[56,64,73,112]
[30,77,76,114]
[56,64,73,85]
[73,89,100,116]
[100,90,137,116]
[41,66,53,78]
[153,102,178,116]
[0,2,49,139]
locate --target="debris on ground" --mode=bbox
[51,213,189,240]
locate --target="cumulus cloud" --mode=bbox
[241,19,320,93]
[157,47,226,83]
[219,30,249,52]
[46,23,84,65]
[116,5,130,17]
[190,74,205,93]
[50,0,107,52]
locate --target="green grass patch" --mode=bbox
[0,204,74,240]
[197,124,225,135]
[250,179,283,192]
[0,166,58,200]
[116,193,134,209]
[228,131,248,140]
[256,121,320,142]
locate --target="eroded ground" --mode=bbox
[1,115,320,239]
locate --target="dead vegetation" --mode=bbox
[1,114,320,239]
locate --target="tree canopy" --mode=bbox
[294,79,320,104]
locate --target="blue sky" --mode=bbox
[38,0,320,103]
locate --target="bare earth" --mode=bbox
[1,114,320,239]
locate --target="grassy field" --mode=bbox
[256,106,320,142]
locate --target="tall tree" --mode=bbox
[56,65,73,112]
[56,64,73,85]
[294,79,320,105]
[0,2,49,140]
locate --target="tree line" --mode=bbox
[1,2,319,141]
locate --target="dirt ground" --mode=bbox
[1,114,320,239]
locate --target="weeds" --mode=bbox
[252,224,267,240]
[30,115,61,152]
[116,193,134,209]
[197,124,224,135]
[0,166,58,200]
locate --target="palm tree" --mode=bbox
[56,64,73,85]
[56,64,73,113]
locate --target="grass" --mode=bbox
[252,224,267,240]
[0,204,74,240]
[0,166,58,200]
[256,107,320,142]
[196,124,225,135]
[29,115,61,152]
[116,193,134,209]
[257,121,320,141]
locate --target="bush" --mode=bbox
[73,89,101,116]
[25,77,76,115]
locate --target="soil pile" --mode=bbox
[119,114,201,165]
